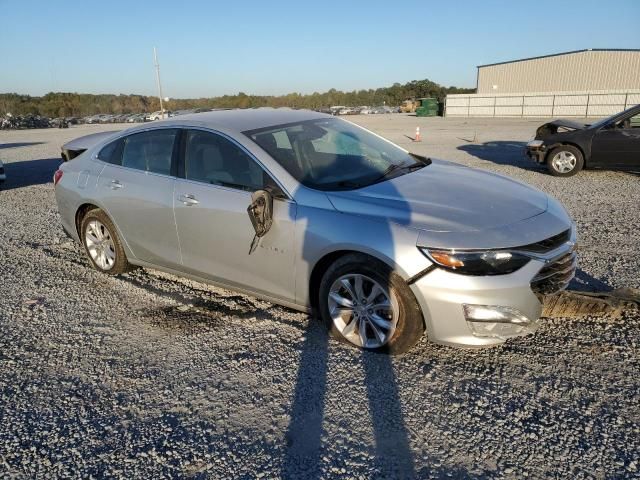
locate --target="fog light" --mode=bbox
[463,304,538,339]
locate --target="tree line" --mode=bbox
[0,79,474,117]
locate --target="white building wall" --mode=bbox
[445,90,640,118]
[477,50,640,94]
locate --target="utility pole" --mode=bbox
[153,47,165,119]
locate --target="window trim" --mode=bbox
[93,126,181,179]
[178,127,292,200]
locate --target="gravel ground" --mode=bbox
[0,117,638,479]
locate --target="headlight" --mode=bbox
[527,140,544,148]
[421,248,530,276]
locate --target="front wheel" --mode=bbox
[547,145,584,177]
[318,254,424,354]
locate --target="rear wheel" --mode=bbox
[318,254,424,354]
[80,208,130,275]
[547,145,584,177]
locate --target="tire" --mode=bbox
[318,253,424,355]
[80,208,131,275]
[546,145,584,177]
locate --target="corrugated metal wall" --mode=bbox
[445,90,640,117]
[477,50,640,94]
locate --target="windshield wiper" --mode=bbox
[335,180,364,189]
[371,161,425,184]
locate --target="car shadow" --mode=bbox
[1,158,62,190]
[458,141,546,172]
[0,142,45,150]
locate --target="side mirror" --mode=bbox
[247,190,273,254]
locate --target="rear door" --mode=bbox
[96,128,181,268]
[173,129,296,302]
[591,110,640,168]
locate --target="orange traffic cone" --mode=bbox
[413,126,421,142]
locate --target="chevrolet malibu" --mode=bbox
[54,109,577,354]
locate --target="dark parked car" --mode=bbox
[526,104,640,176]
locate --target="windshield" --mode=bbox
[245,118,428,190]
[589,104,640,129]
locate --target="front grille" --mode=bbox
[531,250,577,296]
[519,229,571,253]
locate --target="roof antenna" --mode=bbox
[153,47,165,119]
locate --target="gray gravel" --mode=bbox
[0,118,639,479]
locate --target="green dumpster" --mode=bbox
[415,98,438,117]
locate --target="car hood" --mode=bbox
[535,119,589,139]
[326,160,548,234]
[62,130,119,151]
[546,119,589,130]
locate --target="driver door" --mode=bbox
[173,129,297,302]
[591,111,640,168]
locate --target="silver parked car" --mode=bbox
[54,108,576,354]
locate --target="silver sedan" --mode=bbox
[54,109,576,354]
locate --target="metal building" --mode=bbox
[476,49,640,94]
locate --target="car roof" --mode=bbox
[148,107,331,133]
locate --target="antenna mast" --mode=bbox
[153,47,165,119]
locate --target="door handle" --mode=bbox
[178,194,199,206]
[110,180,123,190]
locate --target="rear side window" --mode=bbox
[121,129,178,175]
[97,139,123,165]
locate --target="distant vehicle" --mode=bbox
[85,114,103,124]
[172,109,196,117]
[127,114,147,123]
[54,108,576,354]
[50,117,69,128]
[400,100,418,113]
[0,159,5,185]
[360,107,372,115]
[526,104,640,176]
[147,110,171,121]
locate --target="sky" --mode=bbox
[1,0,639,99]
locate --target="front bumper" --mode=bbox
[409,235,577,347]
[409,261,546,347]
[525,142,547,164]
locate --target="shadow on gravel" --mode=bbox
[0,141,45,149]
[281,137,419,479]
[457,141,545,172]
[570,268,614,293]
[1,157,62,190]
[281,321,417,479]
[122,271,306,333]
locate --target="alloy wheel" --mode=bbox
[84,220,116,270]
[551,151,577,173]
[327,273,398,348]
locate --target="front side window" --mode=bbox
[625,113,640,129]
[183,130,272,192]
[121,129,178,175]
[246,118,426,191]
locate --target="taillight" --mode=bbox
[53,170,63,186]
